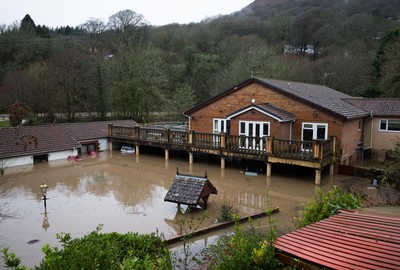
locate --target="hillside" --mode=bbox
[0,0,399,122]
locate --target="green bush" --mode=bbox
[296,186,363,229]
[217,199,236,222]
[2,225,172,270]
[207,215,280,270]
[383,141,400,191]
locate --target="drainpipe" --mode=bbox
[184,114,191,130]
[290,118,296,140]
[369,110,374,149]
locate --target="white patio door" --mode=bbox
[239,121,269,149]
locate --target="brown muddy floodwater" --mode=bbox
[0,148,349,267]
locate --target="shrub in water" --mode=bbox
[3,225,172,270]
[296,186,363,229]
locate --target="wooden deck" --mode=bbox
[275,209,400,270]
[108,125,334,172]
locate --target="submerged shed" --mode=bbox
[164,172,217,210]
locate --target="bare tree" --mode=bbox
[108,10,146,32]
[81,18,106,53]
[107,10,147,43]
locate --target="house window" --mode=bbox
[379,119,400,132]
[302,123,328,141]
[213,118,227,134]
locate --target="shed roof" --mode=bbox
[275,209,400,270]
[226,103,295,122]
[164,174,217,207]
[343,98,400,116]
[184,78,368,119]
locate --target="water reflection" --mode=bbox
[42,208,50,231]
[0,150,347,267]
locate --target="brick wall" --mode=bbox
[189,82,361,159]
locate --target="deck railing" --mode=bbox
[109,125,333,161]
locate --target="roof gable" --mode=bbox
[226,103,295,122]
[185,77,368,119]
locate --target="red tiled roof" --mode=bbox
[344,98,400,116]
[275,210,400,270]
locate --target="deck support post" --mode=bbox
[315,169,321,185]
[165,149,169,160]
[189,152,193,164]
[220,157,225,169]
[266,163,272,176]
[108,141,112,152]
[135,145,139,156]
[329,163,334,175]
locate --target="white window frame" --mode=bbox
[213,118,227,134]
[379,119,400,132]
[301,122,328,141]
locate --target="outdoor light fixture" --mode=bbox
[40,182,48,208]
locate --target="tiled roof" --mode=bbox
[256,78,368,119]
[275,210,400,269]
[60,120,138,141]
[343,98,400,116]
[164,174,217,206]
[0,120,138,159]
[184,78,369,119]
[227,103,295,122]
[0,125,81,158]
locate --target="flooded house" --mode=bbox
[183,77,400,175]
[0,120,137,168]
[344,98,400,162]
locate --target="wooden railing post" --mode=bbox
[134,126,140,140]
[163,128,169,144]
[265,136,273,154]
[108,124,113,136]
[331,136,336,157]
[188,130,194,145]
[313,140,322,159]
[220,133,226,149]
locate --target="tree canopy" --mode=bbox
[0,1,399,123]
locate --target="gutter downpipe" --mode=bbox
[290,118,296,140]
[184,114,191,130]
[369,110,374,149]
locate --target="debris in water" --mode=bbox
[27,239,39,244]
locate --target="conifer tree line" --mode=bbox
[0,0,399,123]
